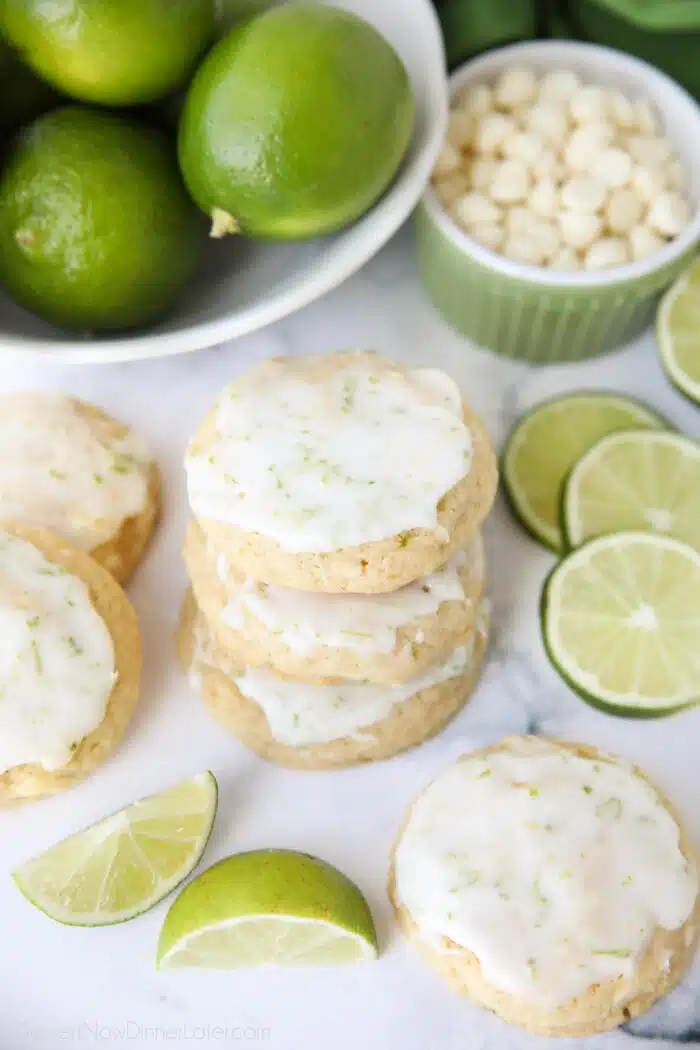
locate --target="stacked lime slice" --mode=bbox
[503,392,700,717]
[657,258,700,406]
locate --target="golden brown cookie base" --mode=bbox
[388,736,700,1036]
[178,589,489,770]
[0,523,142,806]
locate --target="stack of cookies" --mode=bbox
[178,351,498,770]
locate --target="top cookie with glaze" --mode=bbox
[185,352,497,592]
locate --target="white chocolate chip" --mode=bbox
[433,172,470,208]
[631,164,666,203]
[605,187,644,235]
[558,210,603,249]
[495,68,537,110]
[626,135,672,168]
[607,90,636,130]
[490,159,531,203]
[467,221,504,251]
[505,206,533,234]
[526,101,569,145]
[633,98,659,136]
[467,157,498,192]
[570,84,607,124]
[502,130,545,166]
[584,237,629,270]
[458,83,493,118]
[560,174,607,214]
[548,245,582,271]
[531,177,559,218]
[565,123,616,172]
[453,192,502,227]
[434,142,461,176]
[475,112,518,153]
[590,147,633,189]
[539,69,581,104]
[531,149,565,182]
[502,234,546,266]
[528,219,562,261]
[628,224,666,261]
[647,191,690,237]
[447,111,473,151]
[665,159,686,193]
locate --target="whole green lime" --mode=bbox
[0,106,203,332]
[0,34,60,137]
[0,0,215,106]
[178,2,415,240]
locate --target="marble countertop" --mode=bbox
[2,223,700,1050]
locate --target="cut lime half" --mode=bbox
[13,772,218,926]
[563,429,700,552]
[542,532,700,717]
[502,393,666,552]
[157,849,378,969]
[657,259,700,406]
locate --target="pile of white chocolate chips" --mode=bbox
[432,68,693,270]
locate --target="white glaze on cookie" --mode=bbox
[186,356,472,552]
[0,532,116,773]
[394,736,698,1009]
[220,536,483,656]
[0,392,150,550]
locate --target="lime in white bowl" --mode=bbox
[417,40,700,363]
[0,0,447,364]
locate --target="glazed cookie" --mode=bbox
[389,735,700,1037]
[185,351,497,593]
[184,520,486,684]
[0,523,141,806]
[177,590,489,770]
[0,391,160,582]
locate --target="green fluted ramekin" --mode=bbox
[416,41,700,364]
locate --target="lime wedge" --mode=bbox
[502,394,666,552]
[157,849,378,969]
[658,259,700,406]
[541,532,700,717]
[13,772,218,926]
[563,430,700,551]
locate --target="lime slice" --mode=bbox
[157,849,378,969]
[13,772,218,926]
[658,258,700,406]
[542,532,700,717]
[563,430,700,551]
[502,394,666,552]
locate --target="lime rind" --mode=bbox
[657,263,700,407]
[502,392,668,552]
[561,428,700,551]
[541,532,700,718]
[12,771,218,927]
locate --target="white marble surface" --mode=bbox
[2,223,700,1050]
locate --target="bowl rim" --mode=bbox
[422,38,700,289]
[0,0,447,364]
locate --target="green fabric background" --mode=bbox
[435,0,700,100]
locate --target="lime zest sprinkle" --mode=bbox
[533,879,548,905]
[31,639,42,674]
[26,616,40,629]
[528,785,539,797]
[66,637,83,657]
[591,948,633,958]
[596,797,623,819]
[48,468,66,480]
[93,473,104,485]
[478,769,492,779]
[583,785,593,794]
[559,871,573,880]
[621,875,634,886]
[527,958,537,976]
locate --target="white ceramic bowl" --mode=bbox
[416,40,700,363]
[0,0,447,364]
